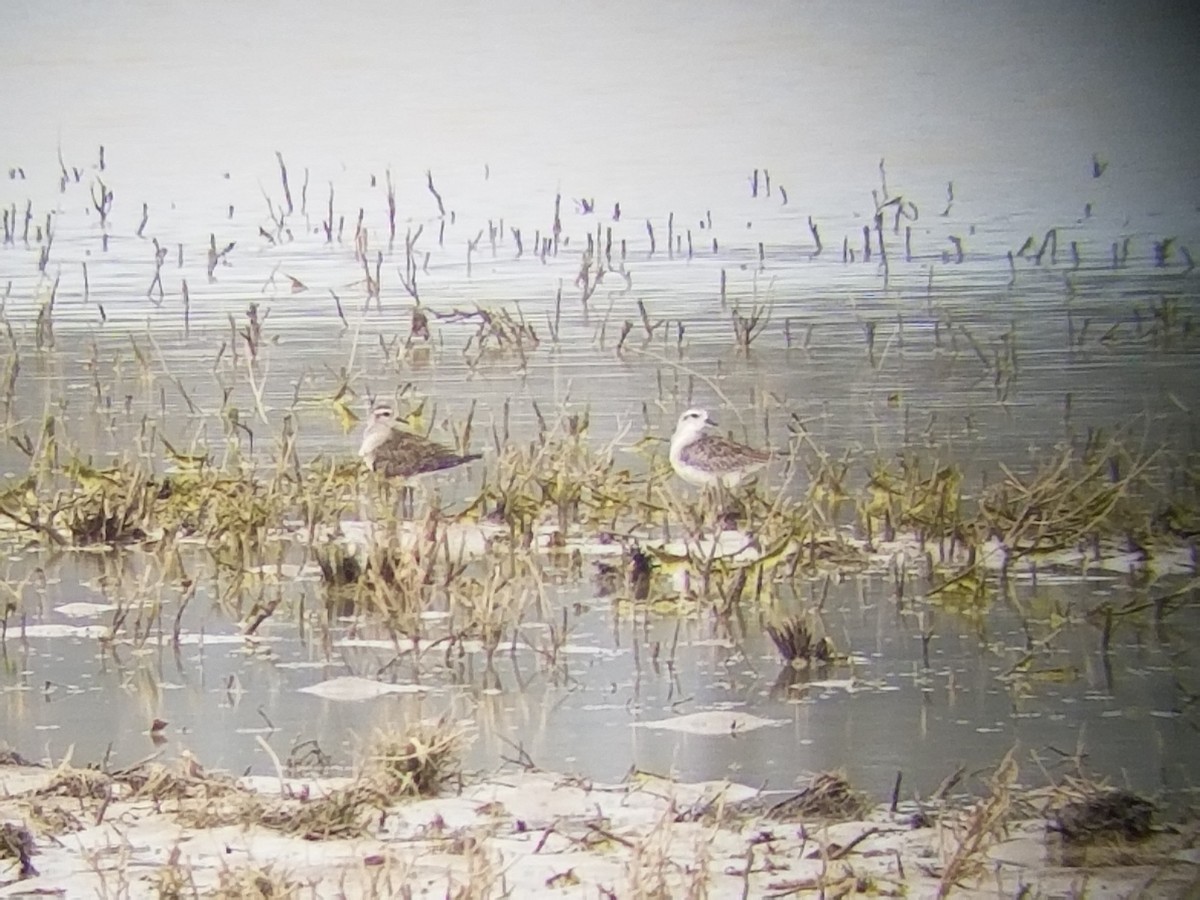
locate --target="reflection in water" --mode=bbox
[1,535,1196,806]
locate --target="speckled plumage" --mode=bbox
[359,405,481,478]
[668,408,771,489]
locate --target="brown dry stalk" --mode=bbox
[937,749,1017,897]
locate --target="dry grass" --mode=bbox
[978,438,1156,556]
[0,822,37,878]
[209,863,304,899]
[1050,787,1155,843]
[936,749,1017,897]
[763,771,871,822]
[364,716,474,799]
[3,742,1197,897]
[5,717,471,853]
[863,455,963,543]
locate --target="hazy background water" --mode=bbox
[2,1,1199,804]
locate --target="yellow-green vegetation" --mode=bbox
[0,394,1192,675]
[864,454,963,542]
[978,436,1155,554]
[476,407,642,535]
[0,450,357,552]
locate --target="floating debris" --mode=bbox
[631,711,784,735]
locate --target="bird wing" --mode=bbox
[679,435,771,471]
[372,431,478,477]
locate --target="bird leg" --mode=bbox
[399,483,415,520]
[703,482,743,531]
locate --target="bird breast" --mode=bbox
[359,423,393,463]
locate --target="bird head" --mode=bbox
[674,407,716,439]
[369,405,395,426]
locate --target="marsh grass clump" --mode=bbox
[863,456,963,544]
[119,762,242,804]
[1031,775,1189,868]
[365,717,472,799]
[593,542,654,601]
[9,735,460,851]
[157,469,275,542]
[246,718,471,840]
[761,771,870,822]
[765,614,837,668]
[316,515,458,632]
[36,760,243,820]
[2,455,264,549]
[433,305,540,366]
[209,863,303,899]
[483,411,641,534]
[0,822,38,878]
[56,457,159,545]
[446,563,538,664]
[1049,788,1155,844]
[978,439,1155,555]
[2,414,366,554]
[36,766,113,801]
[646,483,868,610]
[257,783,386,840]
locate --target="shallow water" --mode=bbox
[2,0,1200,809]
[4,535,1198,807]
[2,259,1197,806]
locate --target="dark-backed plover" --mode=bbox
[668,408,771,489]
[359,404,481,478]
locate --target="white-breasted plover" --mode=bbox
[668,408,772,489]
[359,404,481,478]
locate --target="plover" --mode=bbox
[359,404,481,478]
[668,408,772,489]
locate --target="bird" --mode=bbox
[668,408,772,489]
[359,404,481,478]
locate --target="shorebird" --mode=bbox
[668,408,772,490]
[359,404,481,478]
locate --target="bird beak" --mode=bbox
[706,415,718,427]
